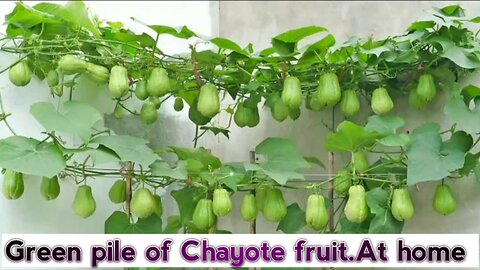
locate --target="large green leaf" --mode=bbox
[30,101,102,142]
[105,211,162,234]
[365,115,409,147]
[445,96,480,135]
[338,215,372,234]
[0,136,65,177]
[210,37,246,55]
[171,186,205,226]
[170,147,222,173]
[247,137,311,185]
[325,121,380,152]
[143,24,197,39]
[33,1,101,37]
[276,203,306,234]
[91,135,158,166]
[271,26,327,56]
[150,160,188,180]
[406,123,465,185]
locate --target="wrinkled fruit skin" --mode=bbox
[135,80,149,100]
[334,169,352,195]
[247,107,260,127]
[40,176,60,201]
[147,67,170,97]
[353,152,369,173]
[212,188,233,217]
[317,73,341,108]
[109,66,129,98]
[416,74,436,102]
[307,93,324,111]
[197,83,220,118]
[46,69,59,87]
[305,194,329,231]
[371,87,394,115]
[58,55,87,75]
[153,195,163,217]
[189,102,211,125]
[85,63,110,84]
[174,97,184,112]
[289,107,301,120]
[263,188,287,222]
[2,170,24,200]
[409,88,427,109]
[234,102,253,127]
[140,102,158,125]
[344,185,369,224]
[391,188,414,221]
[281,76,303,109]
[340,90,360,117]
[73,185,96,218]
[241,194,258,222]
[9,61,32,87]
[108,180,126,204]
[433,183,457,216]
[192,199,216,231]
[131,188,156,218]
[271,98,290,122]
[255,186,268,213]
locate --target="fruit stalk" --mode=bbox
[328,108,335,233]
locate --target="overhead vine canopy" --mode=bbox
[0,1,479,235]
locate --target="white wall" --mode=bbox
[215,1,480,238]
[0,2,217,269]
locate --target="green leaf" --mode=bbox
[368,210,404,234]
[407,21,435,31]
[34,1,101,37]
[441,46,480,69]
[217,165,245,192]
[170,147,222,173]
[193,50,226,65]
[304,156,325,169]
[150,160,188,180]
[325,121,380,152]
[91,135,158,166]
[105,211,162,234]
[171,186,205,226]
[210,37,246,55]
[141,24,197,39]
[365,115,405,134]
[461,85,480,103]
[251,137,311,185]
[459,152,480,176]
[163,216,182,234]
[406,123,465,185]
[30,101,102,142]
[445,96,480,135]
[366,188,389,215]
[200,126,230,139]
[441,131,473,154]
[276,203,306,234]
[271,26,327,56]
[0,136,65,177]
[339,215,372,234]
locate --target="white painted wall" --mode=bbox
[215,0,480,239]
[0,1,217,268]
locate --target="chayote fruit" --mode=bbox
[2,170,24,200]
[73,185,96,218]
[131,188,156,218]
[305,194,329,231]
[344,185,369,224]
[212,188,233,217]
[40,176,60,201]
[192,198,216,231]
[197,83,220,118]
[241,194,258,222]
[9,61,32,87]
[433,183,457,216]
[263,188,287,222]
[281,76,303,109]
[371,87,394,115]
[108,180,126,204]
[391,188,415,221]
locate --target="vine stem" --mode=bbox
[0,91,17,135]
[328,107,335,233]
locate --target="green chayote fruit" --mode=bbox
[192,199,216,231]
[9,61,32,87]
[317,73,341,108]
[108,180,126,204]
[344,185,369,224]
[263,188,287,222]
[153,194,163,217]
[109,65,129,98]
[197,83,220,118]
[305,194,329,231]
[353,152,369,173]
[371,87,394,115]
[73,185,96,218]
[241,194,258,222]
[391,188,415,221]
[212,188,233,217]
[433,183,457,216]
[135,80,149,100]
[340,90,360,117]
[281,76,303,109]
[334,169,352,195]
[131,188,156,218]
[147,67,170,97]
[40,176,60,201]
[416,74,436,102]
[2,170,24,200]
